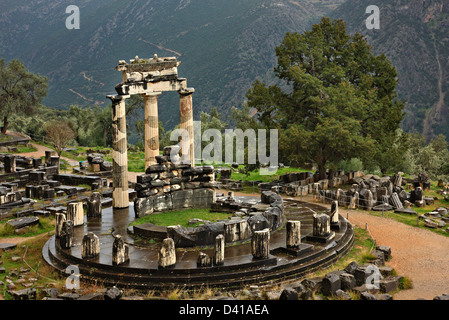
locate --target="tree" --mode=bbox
[44,119,77,157]
[0,59,48,134]
[407,133,449,179]
[247,17,405,178]
[231,102,261,131]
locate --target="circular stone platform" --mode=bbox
[42,197,354,290]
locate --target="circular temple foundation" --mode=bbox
[42,196,354,291]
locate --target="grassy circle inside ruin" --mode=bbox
[130,208,231,228]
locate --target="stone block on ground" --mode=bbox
[321,273,341,296]
[376,245,392,260]
[344,261,359,275]
[10,288,37,300]
[379,277,399,293]
[6,217,39,230]
[360,292,378,300]
[334,289,351,300]
[354,264,381,286]
[279,288,298,300]
[340,273,356,291]
[104,286,123,300]
[301,277,323,293]
[134,196,154,218]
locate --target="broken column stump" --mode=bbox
[349,191,359,209]
[158,238,176,268]
[55,213,66,238]
[214,234,225,266]
[112,235,129,265]
[81,232,100,259]
[390,192,403,209]
[251,228,270,259]
[306,213,335,243]
[87,192,102,218]
[270,220,313,257]
[197,252,212,267]
[286,220,301,248]
[330,201,341,230]
[67,202,84,227]
[59,221,73,249]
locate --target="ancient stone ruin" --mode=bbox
[108,55,195,209]
[35,56,356,293]
[262,169,435,215]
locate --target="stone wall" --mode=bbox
[134,158,216,218]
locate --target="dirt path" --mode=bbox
[0,233,49,246]
[221,190,449,300]
[19,143,79,167]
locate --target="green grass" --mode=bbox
[61,146,112,162]
[0,234,64,300]
[59,145,147,172]
[306,226,376,280]
[230,166,313,183]
[131,208,231,228]
[195,162,314,183]
[0,134,14,142]
[127,150,146,172]
[4,144,38,154]
[0,217,54,238]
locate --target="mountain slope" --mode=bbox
[331,0,449,140]
[0,0,345,128]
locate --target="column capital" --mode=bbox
[143,92,162,97]
[106,94,130,102]
[179,88,195,96]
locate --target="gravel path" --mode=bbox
[343,206,449,300]
[19,143,78,167]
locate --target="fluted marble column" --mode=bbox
[179,88,195,166]
[108,94,130,209]
[144,93,161,168]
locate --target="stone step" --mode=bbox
[43,222,354,290]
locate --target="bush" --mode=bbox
[338,158,364,172]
